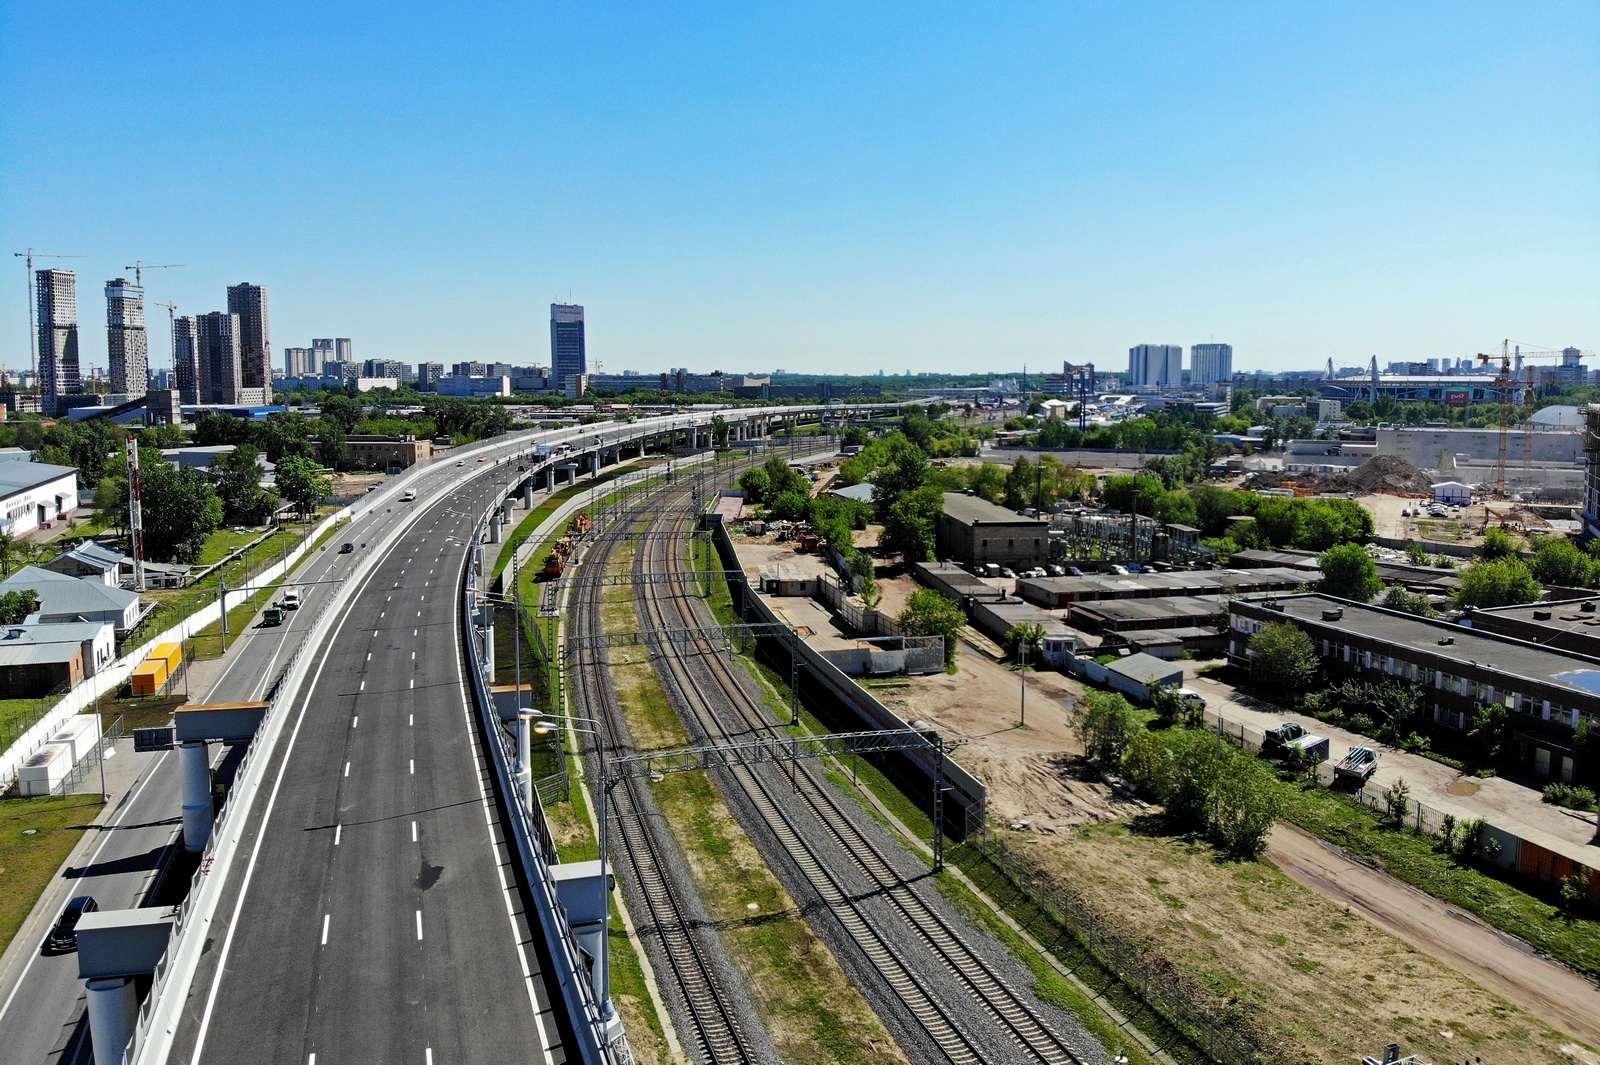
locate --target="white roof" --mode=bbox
[1431,481,1472,490]
[0,462,77,499]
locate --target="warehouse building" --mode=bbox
[1465,597,1600,659]
[0,567,142,633]
[934,493,1049,569]
[1067,595,1228,633]
[0,461,78,538]
[1019,567,1311,608]
[1229,593,1600,782]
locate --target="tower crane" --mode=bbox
[151,301,178,375]
[11,249,86,376]
[124,261,184,286]
[1476,341,1589,497]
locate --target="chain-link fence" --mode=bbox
[959,830,1262,1065]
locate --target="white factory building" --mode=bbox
[0,462,79,537]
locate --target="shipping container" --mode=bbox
[131,658,169,697]
[19,744,71,796]
[151,642,183,675]
[49,715,103,765]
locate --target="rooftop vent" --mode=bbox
[1584,602,1597,614]
[1322,608,1344,621]
[1534,610,1553,621]
[1438,636,1455,646]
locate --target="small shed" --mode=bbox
[1431,481,1471,505]
[1102,652,1185,703]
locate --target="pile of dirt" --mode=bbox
[1345,454,1434,495]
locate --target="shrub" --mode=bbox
[1543,782,1599,812]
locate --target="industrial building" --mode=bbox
[0,567,141,633]
[1067,595,1228,633]
[344,434,434,470]
[1229,593,1600,782]
[0,462,79,537]
[934,493,1049,568]
[1465,597,1600,659]
[1017,567,1312,607]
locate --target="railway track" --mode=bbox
[627,497,1092,1065]
[561,458,770,1065]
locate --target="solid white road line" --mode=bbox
[426,1049,433,1065]
[411,820,417,842]
[320,915,329,946]
[415,911,423,941]
[409,714,413,725]
[409,759,415,775]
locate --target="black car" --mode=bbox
[47,895,97,953]
[339,542,354,554]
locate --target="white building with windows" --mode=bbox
[0,462,79,537]
[1127,344,1183,388]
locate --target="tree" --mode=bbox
[1120,731,1177,800]
[0,530,31,578]
[737,467,772,504]
[0,588,39,624]
[1004,622,1045,659]
[1318,543,1382,602]
[842,426,870,447]
[1481,526,1518,560]
[321,394,365,433]
[317,420,348,470]
[896,587,965,669]
[275,456,331,519]
[881,484,943,563]
[214,444,277,525]
[1247,621,1319,692]
[870,437,928,516]
[1530,538,1597,588]
[1456,558,1542,608]
[1379,586,1437,618]
[1469,703,1516,766]
[1072,690,1140,767]
[767,490,810,523]
[140,461,223,563]
[710,415,731,447]
[1206,756,1280,860]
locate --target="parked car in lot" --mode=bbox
[47,896,97,953]
[1046,564,1065,577]
[1065,565,1083,577]
[1107,564,1130,575]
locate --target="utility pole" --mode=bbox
[11,249,86,376]
[1018,639,1028,728]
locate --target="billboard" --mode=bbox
[1445,390,1471,408]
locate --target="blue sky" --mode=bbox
[2,1,1595,377]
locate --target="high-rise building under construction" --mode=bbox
[36,269,81,415]
[105,278,150,398]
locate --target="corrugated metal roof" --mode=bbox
[0,566,139,618]
[940,492,1048,527]
[0,462,78,498]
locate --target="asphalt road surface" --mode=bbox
[166,459,567,1065]
[0,483,408,1065]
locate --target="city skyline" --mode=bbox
[2,4,1594,376]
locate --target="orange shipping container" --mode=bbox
[131,659,169,697]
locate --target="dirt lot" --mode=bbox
[875,644,1600,1058]
[868,645,1139,832]
[1033,820,1594,1065]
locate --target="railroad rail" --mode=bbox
[629,498,1091,1065]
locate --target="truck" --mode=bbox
[1335,745,1380,784]
[1262,722,1330,764]
[281,588,302,610]
[262,606,286,626]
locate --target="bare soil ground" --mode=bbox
[868,646,1138,832]
[1032,820,1593,1065]
[877,641,1600,1059]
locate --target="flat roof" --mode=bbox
[1071,596,1228,622]
[1023,567,1313,597]
[1239,593,1600,698]
[1471,597,1600,641]
[939,492,1048,527]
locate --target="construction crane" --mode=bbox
[1476,341,1589,497]
[151,300,178,376]
[124,261,184,286]
[12,249,87,376]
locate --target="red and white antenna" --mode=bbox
[126,436,145,591]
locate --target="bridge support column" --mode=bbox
[523,483,534,509]
[502,499,515,523]
[489,512,502,543]
[180,741,212,852]
[86,977,138,1065]
[515,712,533,809]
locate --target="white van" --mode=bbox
[402,489,416,502]
[281,588,302,610]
